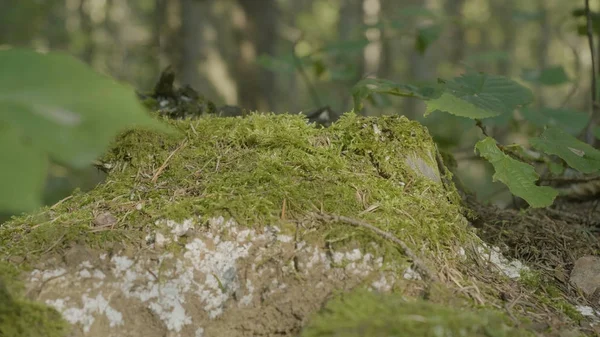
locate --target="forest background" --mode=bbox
[0,0,594,212]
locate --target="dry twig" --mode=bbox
[315,212,439,282]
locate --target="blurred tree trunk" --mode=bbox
[402,0,434,119]
[279,0,311,113]
[164,0,182,77]
[45,0,69,50]
[78,0,95,64]
[233,0,278,111]
[179,0,204,89]
[535,0,550,107]
[444,0,465,70]
[337,0,364,114]
[377,0,393,79]
[151,0,167,77]
[495,0,515,76]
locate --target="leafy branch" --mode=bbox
[351,70,600,208]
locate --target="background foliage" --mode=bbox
[1,0,599,215]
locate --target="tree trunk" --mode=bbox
[78,0,95,64]
[233,0,278,111]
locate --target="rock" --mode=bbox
[569,255,600,297]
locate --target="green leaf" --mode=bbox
[475,137,557,208]
[594,126,600,140]
[415,24,443,55]
[351,78,442,111]
[529,127,600,174]
[521,66,570,86]
[0,48,168,212]
[425,93,500,118]
[520,107,589,135]
[425,72,533,119]
[0,123,48,212]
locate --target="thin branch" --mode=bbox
[315,212,439,282]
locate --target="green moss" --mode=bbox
[519,271,583,322]
[301,288,534,337]
[0,113,468,266]
[0,263,69,337]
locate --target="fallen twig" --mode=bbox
[151,138,188,183]
[315,212,439,282]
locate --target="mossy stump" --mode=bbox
[0,113,533,337]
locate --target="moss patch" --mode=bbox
[301,288,533,337]
[0,263,68,337]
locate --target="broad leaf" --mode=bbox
[352,78,442,111]
[0,123,48,212]
[425,93,500,118]
[520,107,589,135]
[475,138,557,208]
[529,127,600,174]
[521,66,570,86]
[425,72,533,119]
[0,48,168,212]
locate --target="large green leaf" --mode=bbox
[0,123,48,212]
[520,107,589,135]
[352,78,442,111]
[521,66,570,86]
[529,127,600,174]
[425,72,533,119]
[0,48,168,212]
[475,138,557,208]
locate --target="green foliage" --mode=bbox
[353,72,533,120]
[415,24,443,55]
[350,64,600,208]
[352,78,442,111]
[475,138,558,208]
[0,48,168,213]
[520,107,589,135]
[529,127,600,174]
[521,66,570,86]
[433,73,533,116]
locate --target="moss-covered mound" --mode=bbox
[1,113,467,262]
[0,113,544,337]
